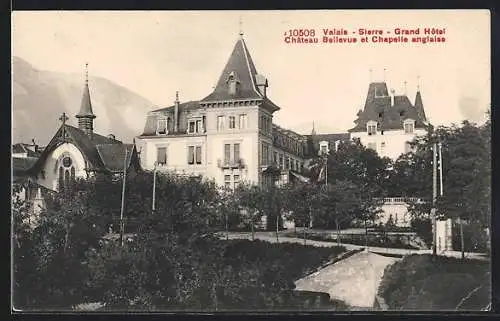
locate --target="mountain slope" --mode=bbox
[13,57,153,145]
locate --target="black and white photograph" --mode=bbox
[11,10,491,312]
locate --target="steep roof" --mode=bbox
[201,37,263,102]
[150,101,200,113]
[349,82,429,132]
[31,124,138,175]
[414,90,427,122]
[76,80,96,119]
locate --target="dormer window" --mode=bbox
[227,70,240,95]
[367,121,377,135]
[188,118,204,134]
[157,117,167,135]
[404,119,415,134]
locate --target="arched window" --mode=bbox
[58,155,77,191]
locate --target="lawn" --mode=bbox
[378,254,491,310]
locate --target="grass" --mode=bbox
[378,254,490,310]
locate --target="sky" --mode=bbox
[12,10,491,134]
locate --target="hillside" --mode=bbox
[12,57,153,145]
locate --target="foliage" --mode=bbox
[378,254,490,310]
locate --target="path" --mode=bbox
[294,251,399,308]
[222,232,489,260]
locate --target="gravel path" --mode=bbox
[295,251,399,308]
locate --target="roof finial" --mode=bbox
[311,121,316,135]
[175,90,179,102]
[239,16,244,38]
[404,81,407,95]
[383,68,387,82]
[85,62,89,84]
[417,75,421,91]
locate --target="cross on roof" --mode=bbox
[417,75,421,91]
[59,112,69,141]
[239,16,244,37]
[59,112,69,125]
[85,62,89,84]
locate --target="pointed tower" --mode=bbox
[201,35,263,102]
[76,63,96,137]
[414,89,427,123]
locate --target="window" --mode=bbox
[188,146,195,164]
[57,155,76,191]
[188,119,203,134]
[404,121,414,134]
[224,144,231,164]
[187,146,202,164]
[157,117,167,135]
[261,143,269,165]
[380,142,386,155]
[279,154,284,170]
[367,123,377,135]
[224,175,231,188]
[195,146,202,164]
[229,116,236,129]
[217,116,225,131]
[233,175,240,189]
[234,143,240,163]
[295,160,299,171]
[239,114,248,129]
[189,121,196,133]
[223,143,240,165]
[368,142,376,150]
[274,152,278,165]
[286,157,291,170]
[166,117,173,132]
[157,147,167,165]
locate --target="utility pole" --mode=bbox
[431,142,437,256]
[119,148,129,247]
[152,162,157,213]
[438,141,443,197]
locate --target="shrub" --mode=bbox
[378,254,490,310]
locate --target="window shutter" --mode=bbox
[157,147,167,165]
[188,146,195,164]
[234,143,240,163]
[224,144,231,164]
[195,146,202,164]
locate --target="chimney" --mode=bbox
[390,89,395,106]
[255,74,268,97]
[174,91,180,132]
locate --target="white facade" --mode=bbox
[36,143,88,192]
[350,125,427,160]
[139,104,306,188]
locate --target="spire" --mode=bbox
[414,88,427,122]
[311,121,316,136]
[76,62,96,136]
[201,36,261,101]
[239,16,244,38]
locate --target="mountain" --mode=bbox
[12,57,153,145]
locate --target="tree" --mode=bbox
[234,183,264,240]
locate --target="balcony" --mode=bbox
[217,158,246,169]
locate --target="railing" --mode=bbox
[217,158,246,169]
[376,197,424,205]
